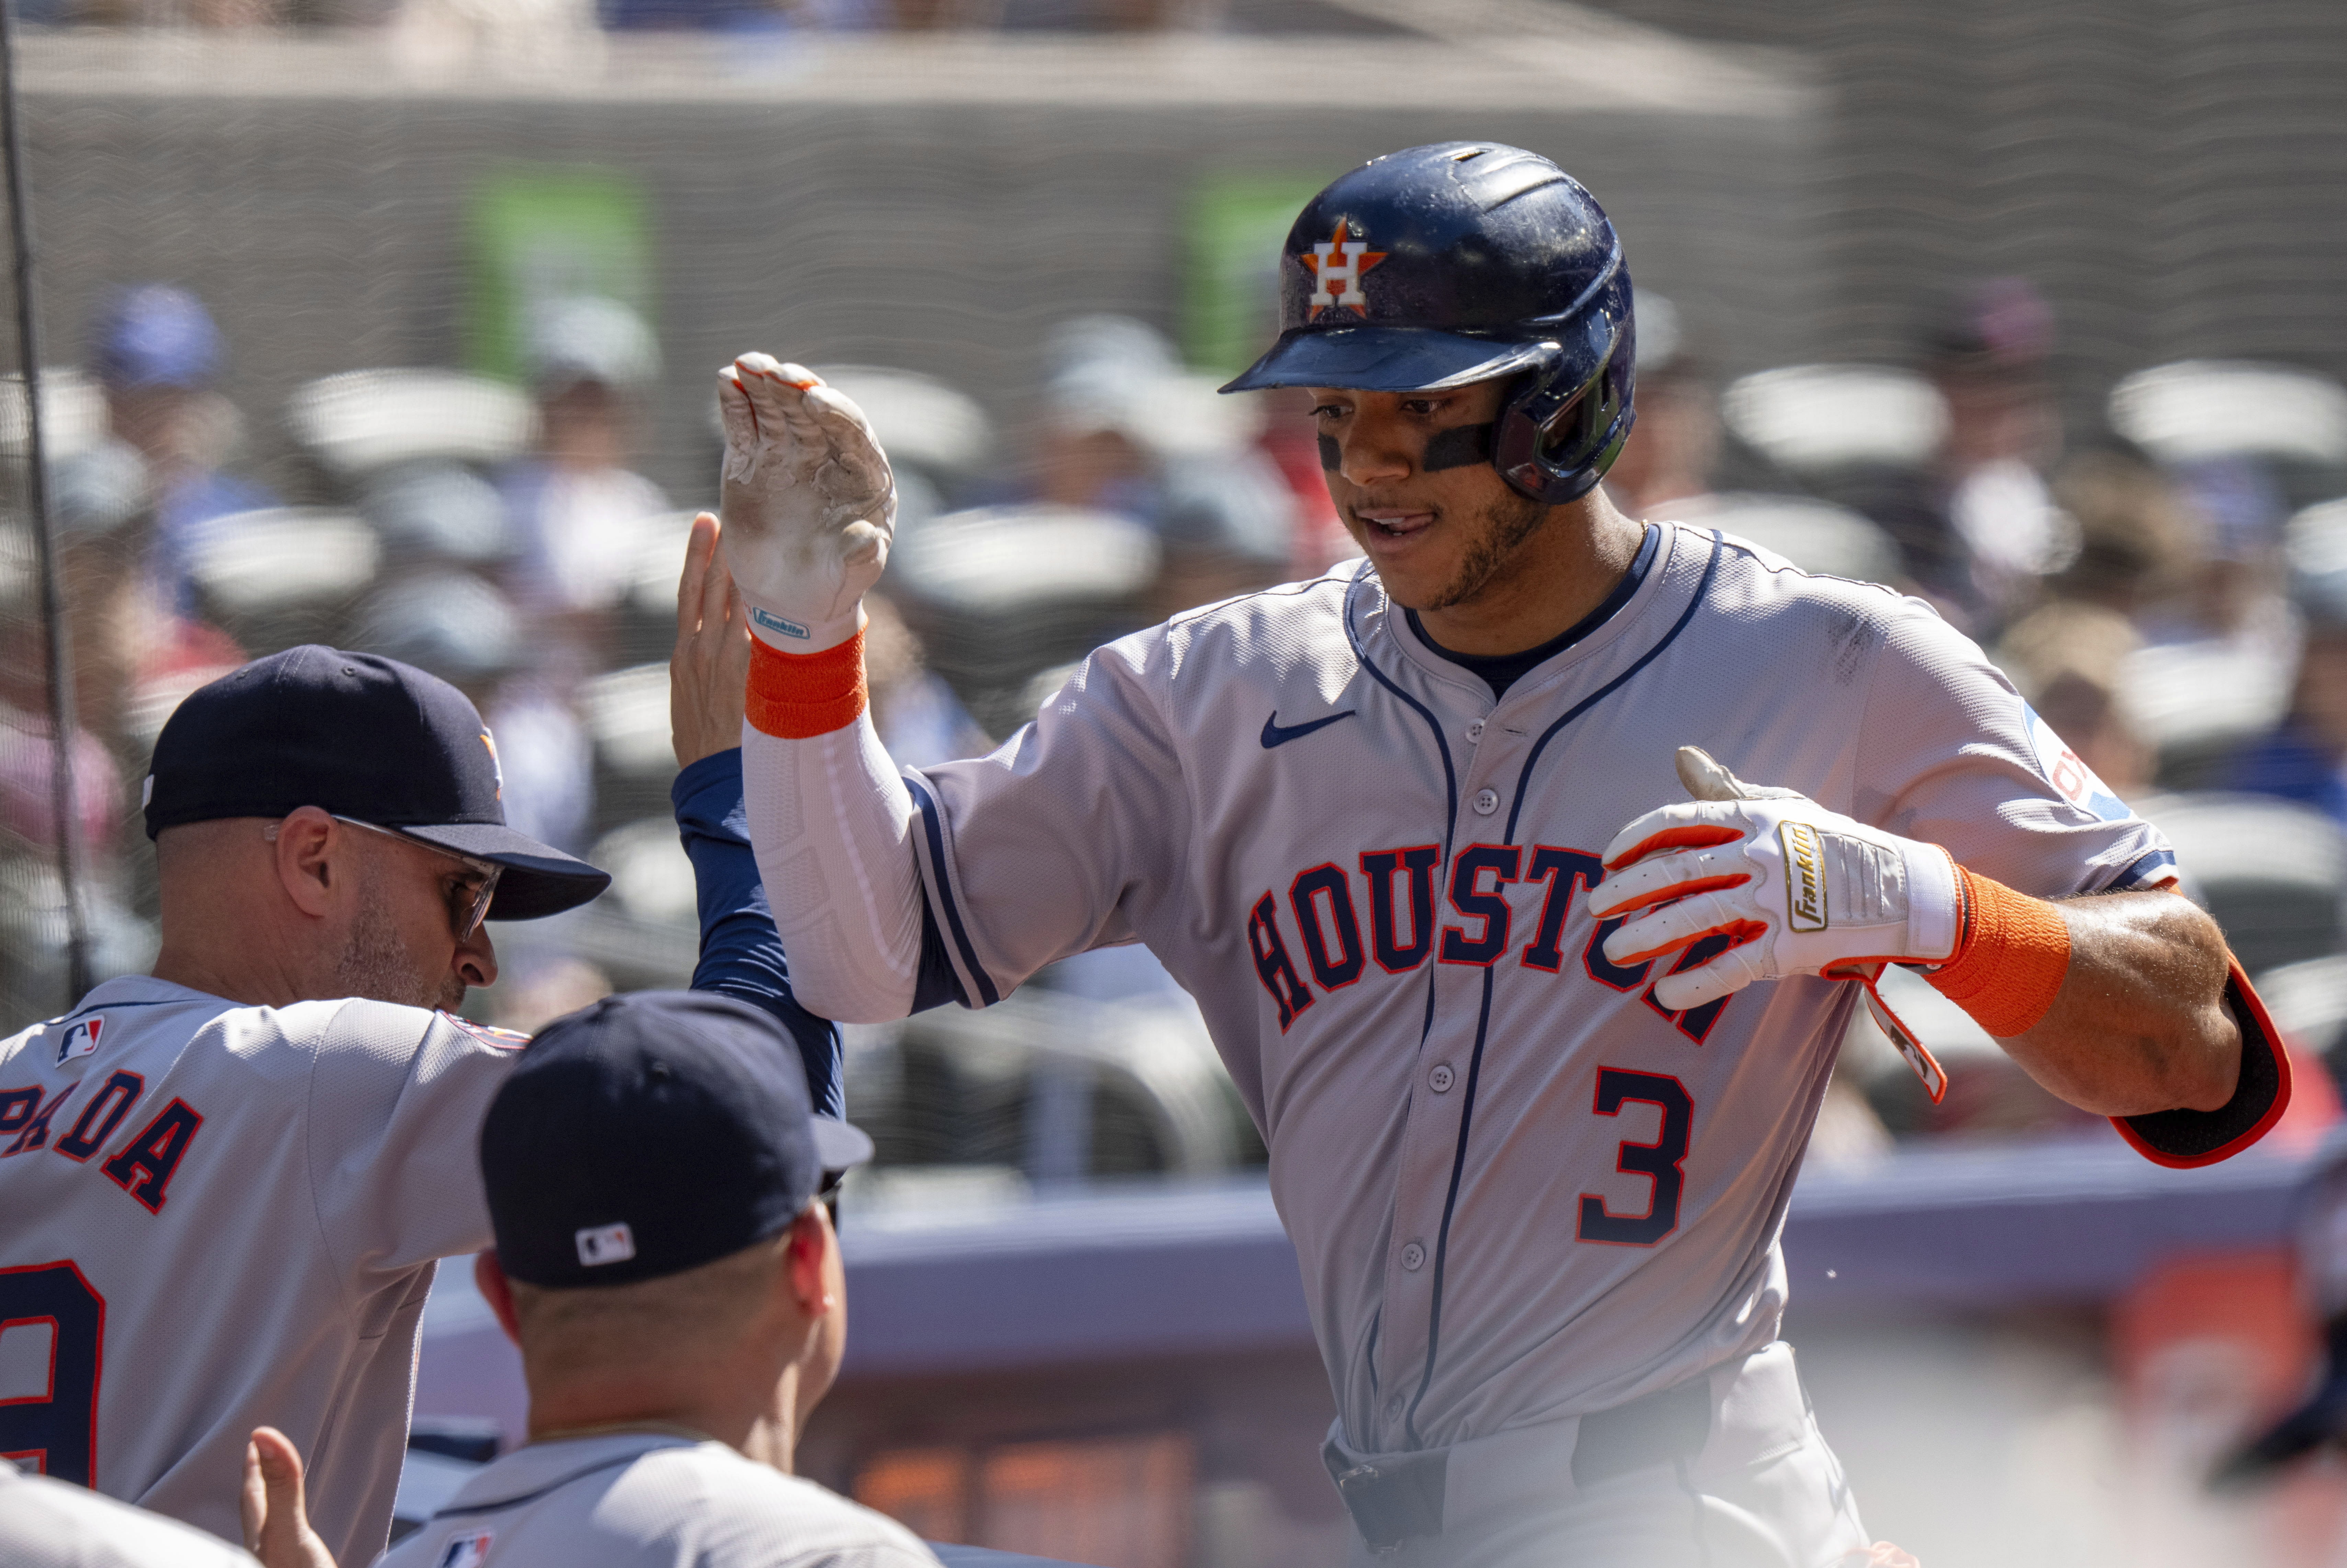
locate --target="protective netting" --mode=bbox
[3,0,2347,1181]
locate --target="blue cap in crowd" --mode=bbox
[143,645,609,920]
[92,285,223,391]
[480,991,874,1289]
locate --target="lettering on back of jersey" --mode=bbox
[1779,821,1828,931]
[100,1099,203,1213]
[436,1531,494,1568]
[1,1083,77,1156]
[53,1016,103,1067]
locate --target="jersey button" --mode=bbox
[1472,787,1500,815]
[1428,1063,1455,1093]
[1466,719,1485,743]
[1401,1241,1427,1272]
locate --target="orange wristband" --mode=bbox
[746,630,868,739]
[1924,867,2072,1038]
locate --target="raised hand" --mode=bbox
[716,354,896,655]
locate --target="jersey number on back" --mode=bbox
[0,1260,104,1484]
[1576,1068,1692,1247]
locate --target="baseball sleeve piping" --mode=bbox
[2107,847,2180,892]
[905,772,1001,1008]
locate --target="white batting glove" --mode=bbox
[1585,746,1963,1011]
[716,354,897,654]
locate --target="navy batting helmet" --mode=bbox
[1219,142,1634,505]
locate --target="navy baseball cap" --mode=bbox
[143,645,609,921]
[481,991,874,1289]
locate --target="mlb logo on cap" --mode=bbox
[435,1532,494,1568]
[55,1016,103,1067]
[575,1221,636,1267]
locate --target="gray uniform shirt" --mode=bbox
[379,1434,942,1568]
[905,523,2170,1452]
[0,1463,259,1567]
[0,976,515,1564]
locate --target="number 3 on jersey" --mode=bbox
[1577,1068,1691,1247]
[0,1260,104,1483]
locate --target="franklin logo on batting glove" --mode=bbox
[1781,820,1827,932]
[1587,746,1962,1013]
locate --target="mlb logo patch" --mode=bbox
[54,1017,103,1067]
[435,1531,493,1568]
[576,1222,636,1267]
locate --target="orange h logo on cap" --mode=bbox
[1306,220,1387,318]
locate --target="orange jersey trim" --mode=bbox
[1924,867,2071,1038]
[747,630,868,740]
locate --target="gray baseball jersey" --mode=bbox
[0,1462,259,1567]
[896,522,2169,1453]
[378,1433,941,1568]
[0,975,516,1564]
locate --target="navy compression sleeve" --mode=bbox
[672,747,845,1118]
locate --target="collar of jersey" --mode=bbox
[52,973,236,1023]
[433,1431,707,1517]
[1368,519,1683,702]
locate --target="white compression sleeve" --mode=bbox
[742,716,923,1023]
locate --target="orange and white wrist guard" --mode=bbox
[746,629,868,740]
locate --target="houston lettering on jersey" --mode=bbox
[0,1069,204,1213]
[1250,842,1738,1046]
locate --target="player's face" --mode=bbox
[335,830,500,1012]
[1309,380,1549,613]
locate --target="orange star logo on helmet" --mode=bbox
[1304,220,1387,319]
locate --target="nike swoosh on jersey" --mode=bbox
[1261,710,1359,749]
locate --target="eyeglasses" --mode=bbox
[328,816,503,940]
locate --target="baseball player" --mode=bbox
[0,520,840,1563]
[716,144,2285,1565]
[239,992,935,1568]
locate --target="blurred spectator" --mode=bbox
[2224,565,2347,825]
[1993,450,2203,798]
[498,295,669,684]
[350,568,594,856]
[90,286,280,617]
[1149,454,1295,619]
[32,439,242,796]
[1995,601,2153,799]
[2143,454,2294,651]
[1031,314,1296,614]
[1604,293,1720,520]
[1867,279,2068,634]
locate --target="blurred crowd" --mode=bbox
[14,270,2347,1163]
[21,0,1241,34]
[0,284,1336,1057]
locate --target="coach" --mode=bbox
[0,518,822,1565]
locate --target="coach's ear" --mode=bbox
[475,1250,523,1346]
[267,806,342,919]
